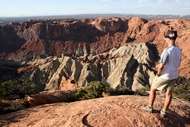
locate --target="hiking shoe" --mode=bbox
[160,109,166,118]
[140,106,153,113]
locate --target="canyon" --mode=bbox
[0,16,190,127]
[0,17,190,91]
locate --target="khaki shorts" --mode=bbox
[151,76,177,92]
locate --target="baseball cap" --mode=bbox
[164,30,177,40]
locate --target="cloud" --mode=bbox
[139,0,181,3]
[98,0,129,2]
[158,0,164,3]
[173,0,180,3]
[0,0,14,3]
[139,0,150,3]
[0,0,7,3]
[99,0,110,2]
[98,0,181,3]
[157,0,180,3]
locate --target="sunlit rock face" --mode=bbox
[21,42,157,91]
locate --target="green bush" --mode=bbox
[173,82,190,101]
[0,78,38,100]
[61,90,79,102]
[9,103,25,111]
[135,88,149,96]
[75,88,88,100]
[75,81,111,100]
[109,86,134,96]
[74,81,136,101]
[0,84,5,100]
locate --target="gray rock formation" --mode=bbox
[26,42,157,91]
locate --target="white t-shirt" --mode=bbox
[160,46,182,80]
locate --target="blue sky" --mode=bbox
[0,0,189,17]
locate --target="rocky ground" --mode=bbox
[0,95,189,127]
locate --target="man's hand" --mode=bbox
[157,63,164,76]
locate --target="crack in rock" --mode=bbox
[82,114,93,127]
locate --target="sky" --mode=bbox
[0,0,190,17]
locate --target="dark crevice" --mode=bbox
[82,114,93,127]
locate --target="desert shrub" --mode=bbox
[75,88,88,100]
[62,90,79,102]
[135,88,149,96]
[74,81,137,101]
[8,102,25,111]
[145,84,150,91]
[85,81,110,99]
[173,77,190,101]
[0,78,38,100]
[75,81,111,100]
[109,86,134,96]
[173,82,190,101]
[0,98,30,115]
[0,84,5,100]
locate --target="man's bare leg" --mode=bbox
[163,90,172,111]
[149,88,157,107]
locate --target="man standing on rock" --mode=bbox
[140,30,182,118]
